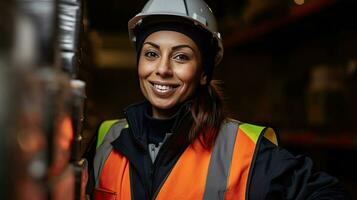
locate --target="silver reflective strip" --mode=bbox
[203,120,239,200]
[93,120,126,187]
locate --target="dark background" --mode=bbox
[81,0,357,197]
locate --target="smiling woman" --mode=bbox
[91,0,349,199]
[138,31,204,118]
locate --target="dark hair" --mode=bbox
[189,80,225,149]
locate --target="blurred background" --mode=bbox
[0,0,356,199]
[84,0,357,198]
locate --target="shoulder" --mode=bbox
[250,137,348,199]
[221,118,278,146]
[96,118,128,149]
[222,119,349,198]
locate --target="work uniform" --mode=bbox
[93,101,348,200]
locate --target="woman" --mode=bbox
[92,0,348,199]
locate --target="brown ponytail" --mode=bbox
[189,80,225,150]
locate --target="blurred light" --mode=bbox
[28,157,47,179]
[347,59,356,75]
[13,14,38,68]
[294,0,305,5]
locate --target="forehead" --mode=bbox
[144,30,198,49]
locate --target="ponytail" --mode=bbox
[189,80,225,149]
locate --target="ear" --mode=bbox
[200,72,208,85]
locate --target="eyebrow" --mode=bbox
[143,42,195,52]
[143,41,159,49]
[172,44,195,52]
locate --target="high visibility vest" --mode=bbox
[93,119,278,200]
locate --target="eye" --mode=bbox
[173,54,190,62]
[144,51,159,59]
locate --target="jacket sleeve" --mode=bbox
[249,137,350,200]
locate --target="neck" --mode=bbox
[152,106,179,119]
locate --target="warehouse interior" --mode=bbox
[1,0,356,199]
[85,0,357,197]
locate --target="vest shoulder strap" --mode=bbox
[94,118,128,186]
[240,123,278,145]
[97,119,118,149]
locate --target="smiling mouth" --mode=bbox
[150,82,179,97]
[154,83,173,91]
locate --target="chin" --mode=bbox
[151,100,176,110]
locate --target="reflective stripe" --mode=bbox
[203,120,239,200]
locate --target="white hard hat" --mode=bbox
[128,0,223,66]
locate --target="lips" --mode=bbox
[149,81,179,98]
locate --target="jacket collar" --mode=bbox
[115,100,193,151]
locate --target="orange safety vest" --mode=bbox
[93,119,278,200]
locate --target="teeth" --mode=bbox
[154,84,172,91]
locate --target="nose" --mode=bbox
[155,55,173,77]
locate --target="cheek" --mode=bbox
[177,65,201,85]
[138,64,149,98]
[138,66,145,79]
[138,60,151,79]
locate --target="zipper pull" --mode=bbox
[148,143,158,163]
